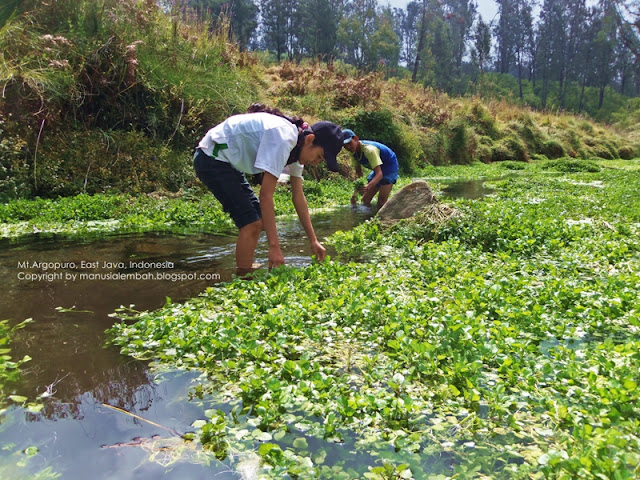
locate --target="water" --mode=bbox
[0,181,489,478]
[440,178,496,199]
[413,176,497,200]
[0,206,373,479]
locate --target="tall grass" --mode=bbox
[0,0,258,199]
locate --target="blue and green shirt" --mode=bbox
[351,140,399,176]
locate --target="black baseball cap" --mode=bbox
[311,121,344,172]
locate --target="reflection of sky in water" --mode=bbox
[0,206,374,478]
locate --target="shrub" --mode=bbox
[542,139,566,159]
[424,130,450,166]
[511,121,543,153]
[332,73,382,109]
[468,102,499,139]
[617,145,635,159]
[500,161,526,170]
[491,143,511,162]
[475,143,493,163]
[564,128,583,152]
[0,120,30,200]
[603,140,620,159]
[448,121,476,165]
[340,108,418,172]
[30,129,194,197]
[578,121,594,134]
[541,159,601,173]
[492,135,528,162]
[591,144,615,160]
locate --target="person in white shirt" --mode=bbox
[194,104,344,275]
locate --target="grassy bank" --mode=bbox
[1,1,638,202]
[0,157,629,242]
[0,176,376,240]
[108,160,640,479]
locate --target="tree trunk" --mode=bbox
[578,77,587,113]
[412,0,427,82]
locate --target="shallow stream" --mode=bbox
[0,180,490,478]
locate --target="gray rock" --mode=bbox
[377,180,438,224]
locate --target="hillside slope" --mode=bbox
[0,0,638,200]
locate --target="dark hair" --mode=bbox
[247,103,305,129]
[247,103,314,164]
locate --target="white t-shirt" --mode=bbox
[197,112,304,178]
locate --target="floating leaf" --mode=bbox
[24,446,38,456]
[292,437,308,449]
[252,431,272,442]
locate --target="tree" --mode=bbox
[592,0,618,108]
[431,16,455,91]
[470,15,492,78]
[336,0,377,69]
[513,0,534,99]
[369,7,401,77]
[612,0,640,59]
[260,0,293,61]
[494,0,517,74]
[536,0,567,107]
[186,0,258,48]
[297,0,339,59]
[442,0,476,75]
[412,0,428,82]
[399,1,420,68]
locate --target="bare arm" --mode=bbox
[259,173,285,268]
[291,176,326,262]
[365,165,383,194]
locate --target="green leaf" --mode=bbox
[293,437,308,449]
[191,420,207,429]
[24,446,38,456]
[252,430,272,441]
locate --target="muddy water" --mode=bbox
[0,206,373,479]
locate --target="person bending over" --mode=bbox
[194,104,344,274]
[342,129,399,209]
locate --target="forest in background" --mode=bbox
[164,0,640,121]
[0,0,639,200]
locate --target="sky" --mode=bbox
[382,0,499,22]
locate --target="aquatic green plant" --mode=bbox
[110,160,640,478]
[0,178,366,240]
[0,319,31,413]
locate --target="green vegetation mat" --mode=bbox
[108,160,640,479]
[0,177,368,240]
